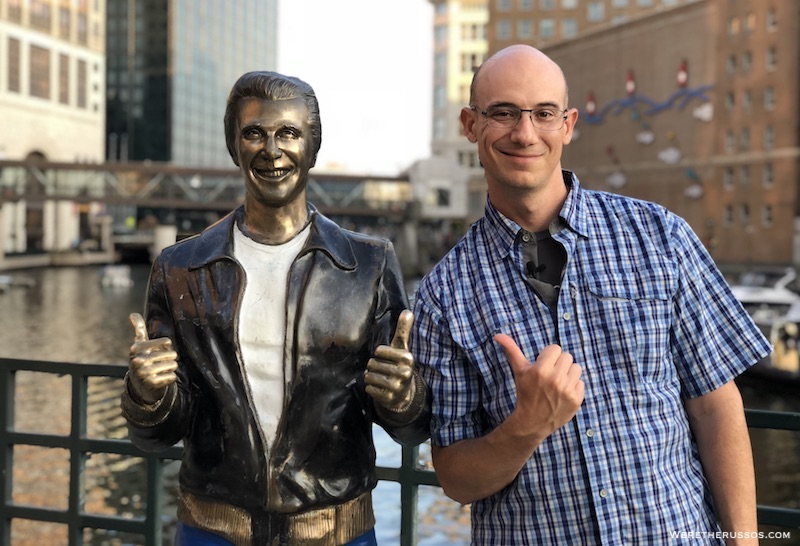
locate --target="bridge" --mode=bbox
[0,159,424,273]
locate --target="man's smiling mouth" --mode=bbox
[254,167,291,179]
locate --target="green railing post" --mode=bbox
[0,366,15,546]
[399,444,420,546]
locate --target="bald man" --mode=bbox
[410,45,769,545]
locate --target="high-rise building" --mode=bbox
[105,0,278,168]
[0,0,106,163]
[477,0,799,269]
[422,0,488,228]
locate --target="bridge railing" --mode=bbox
[1,357,798,545]
[0,159,412,218]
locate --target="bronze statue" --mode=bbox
[121,71,430,546]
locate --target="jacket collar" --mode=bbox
[187,205,357,271]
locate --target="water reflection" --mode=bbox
[1,265,797,545]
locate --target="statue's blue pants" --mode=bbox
[175,521,378,545]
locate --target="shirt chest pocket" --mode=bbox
[582,269,677,386]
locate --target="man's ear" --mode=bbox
[562,107,579,145]
[460,107,478,143]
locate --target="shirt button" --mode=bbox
[562,312,571,320]
[522,233,531,242]
[599,489,608,498]
[586,428,594,437]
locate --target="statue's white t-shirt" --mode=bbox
[233,223,310,450]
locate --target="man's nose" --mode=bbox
[263,135,282,159]
[510,112,540,143]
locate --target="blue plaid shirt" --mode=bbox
[411,172,771,545]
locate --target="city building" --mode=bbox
[105,0,278,168]
[476,0,799,271]
[0,0,105,163]
[0,0,107,256]
[407,0,488,272]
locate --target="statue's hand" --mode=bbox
[128,313,178,404]
[366,310,416,411]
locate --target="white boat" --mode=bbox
[730,268,800,385]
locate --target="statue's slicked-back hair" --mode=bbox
[224,71,322,166]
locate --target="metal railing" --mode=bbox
[1,357,799,545]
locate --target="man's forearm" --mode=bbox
[685,381,759,545]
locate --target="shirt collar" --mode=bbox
[483,170,589,257]
[187,204,356,271]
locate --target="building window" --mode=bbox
[497,0,512,11]
[766,8,777,31]
[728,17,740,35]
[7,0,22,22]
[562,0,578,7]
[59,0,72,39]
[612,0,628,6]
[740,128,750,150]
[763,125,774,150]
[740,165,750,187]
[434,118,446,140]
[763,86,775,110]
[762,164,774,188]
[723,167,734,190]
[726,55,736,74]
[766,47,777,71]
[742,90,752,112]
[745,12,756,33]
[539,19,555,39]
[30,45,51,99]
[562,18,577,38]
[518,20,533,39]
[7,38,21,93]
[739,203,750,225]
[762,205,773,228]
[461,53,481,73]
[77,0,88,45]
[435,86,446,109]
[723,205,733,227]
[540,0,555,9]
[519,0,533,9]
[725,131,735,153]
[435,53,446,79]
[77,59,87,108]
[59,54,70,104]
[724,92,734,112]
[497,20,512,40]
[435,25,447,45]
[588,2,605,22]
[31,0,53,33]
[742,51,752,72]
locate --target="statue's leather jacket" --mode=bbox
[123,206,429,514]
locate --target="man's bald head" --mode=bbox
[469,45,569,108]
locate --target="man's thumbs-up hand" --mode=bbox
[127,313,179,404]
[366,310,416,411]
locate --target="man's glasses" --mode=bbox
[471,105,568,131]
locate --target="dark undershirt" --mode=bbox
[520,226,567,308]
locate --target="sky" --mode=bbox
[277,0,434,176]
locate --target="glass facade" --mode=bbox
[106,0,277,167]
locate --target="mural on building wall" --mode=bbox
[576,59,713,199]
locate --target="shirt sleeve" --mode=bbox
[669,215,772,398]
[411,276,487,447]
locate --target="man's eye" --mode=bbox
[243,128,262,140]
[489,109,518,120]
[277,128,299,140]
[534,109,557,120]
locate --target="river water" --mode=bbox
[0,265,797,545]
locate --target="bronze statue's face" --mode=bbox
[236,97,313,209]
